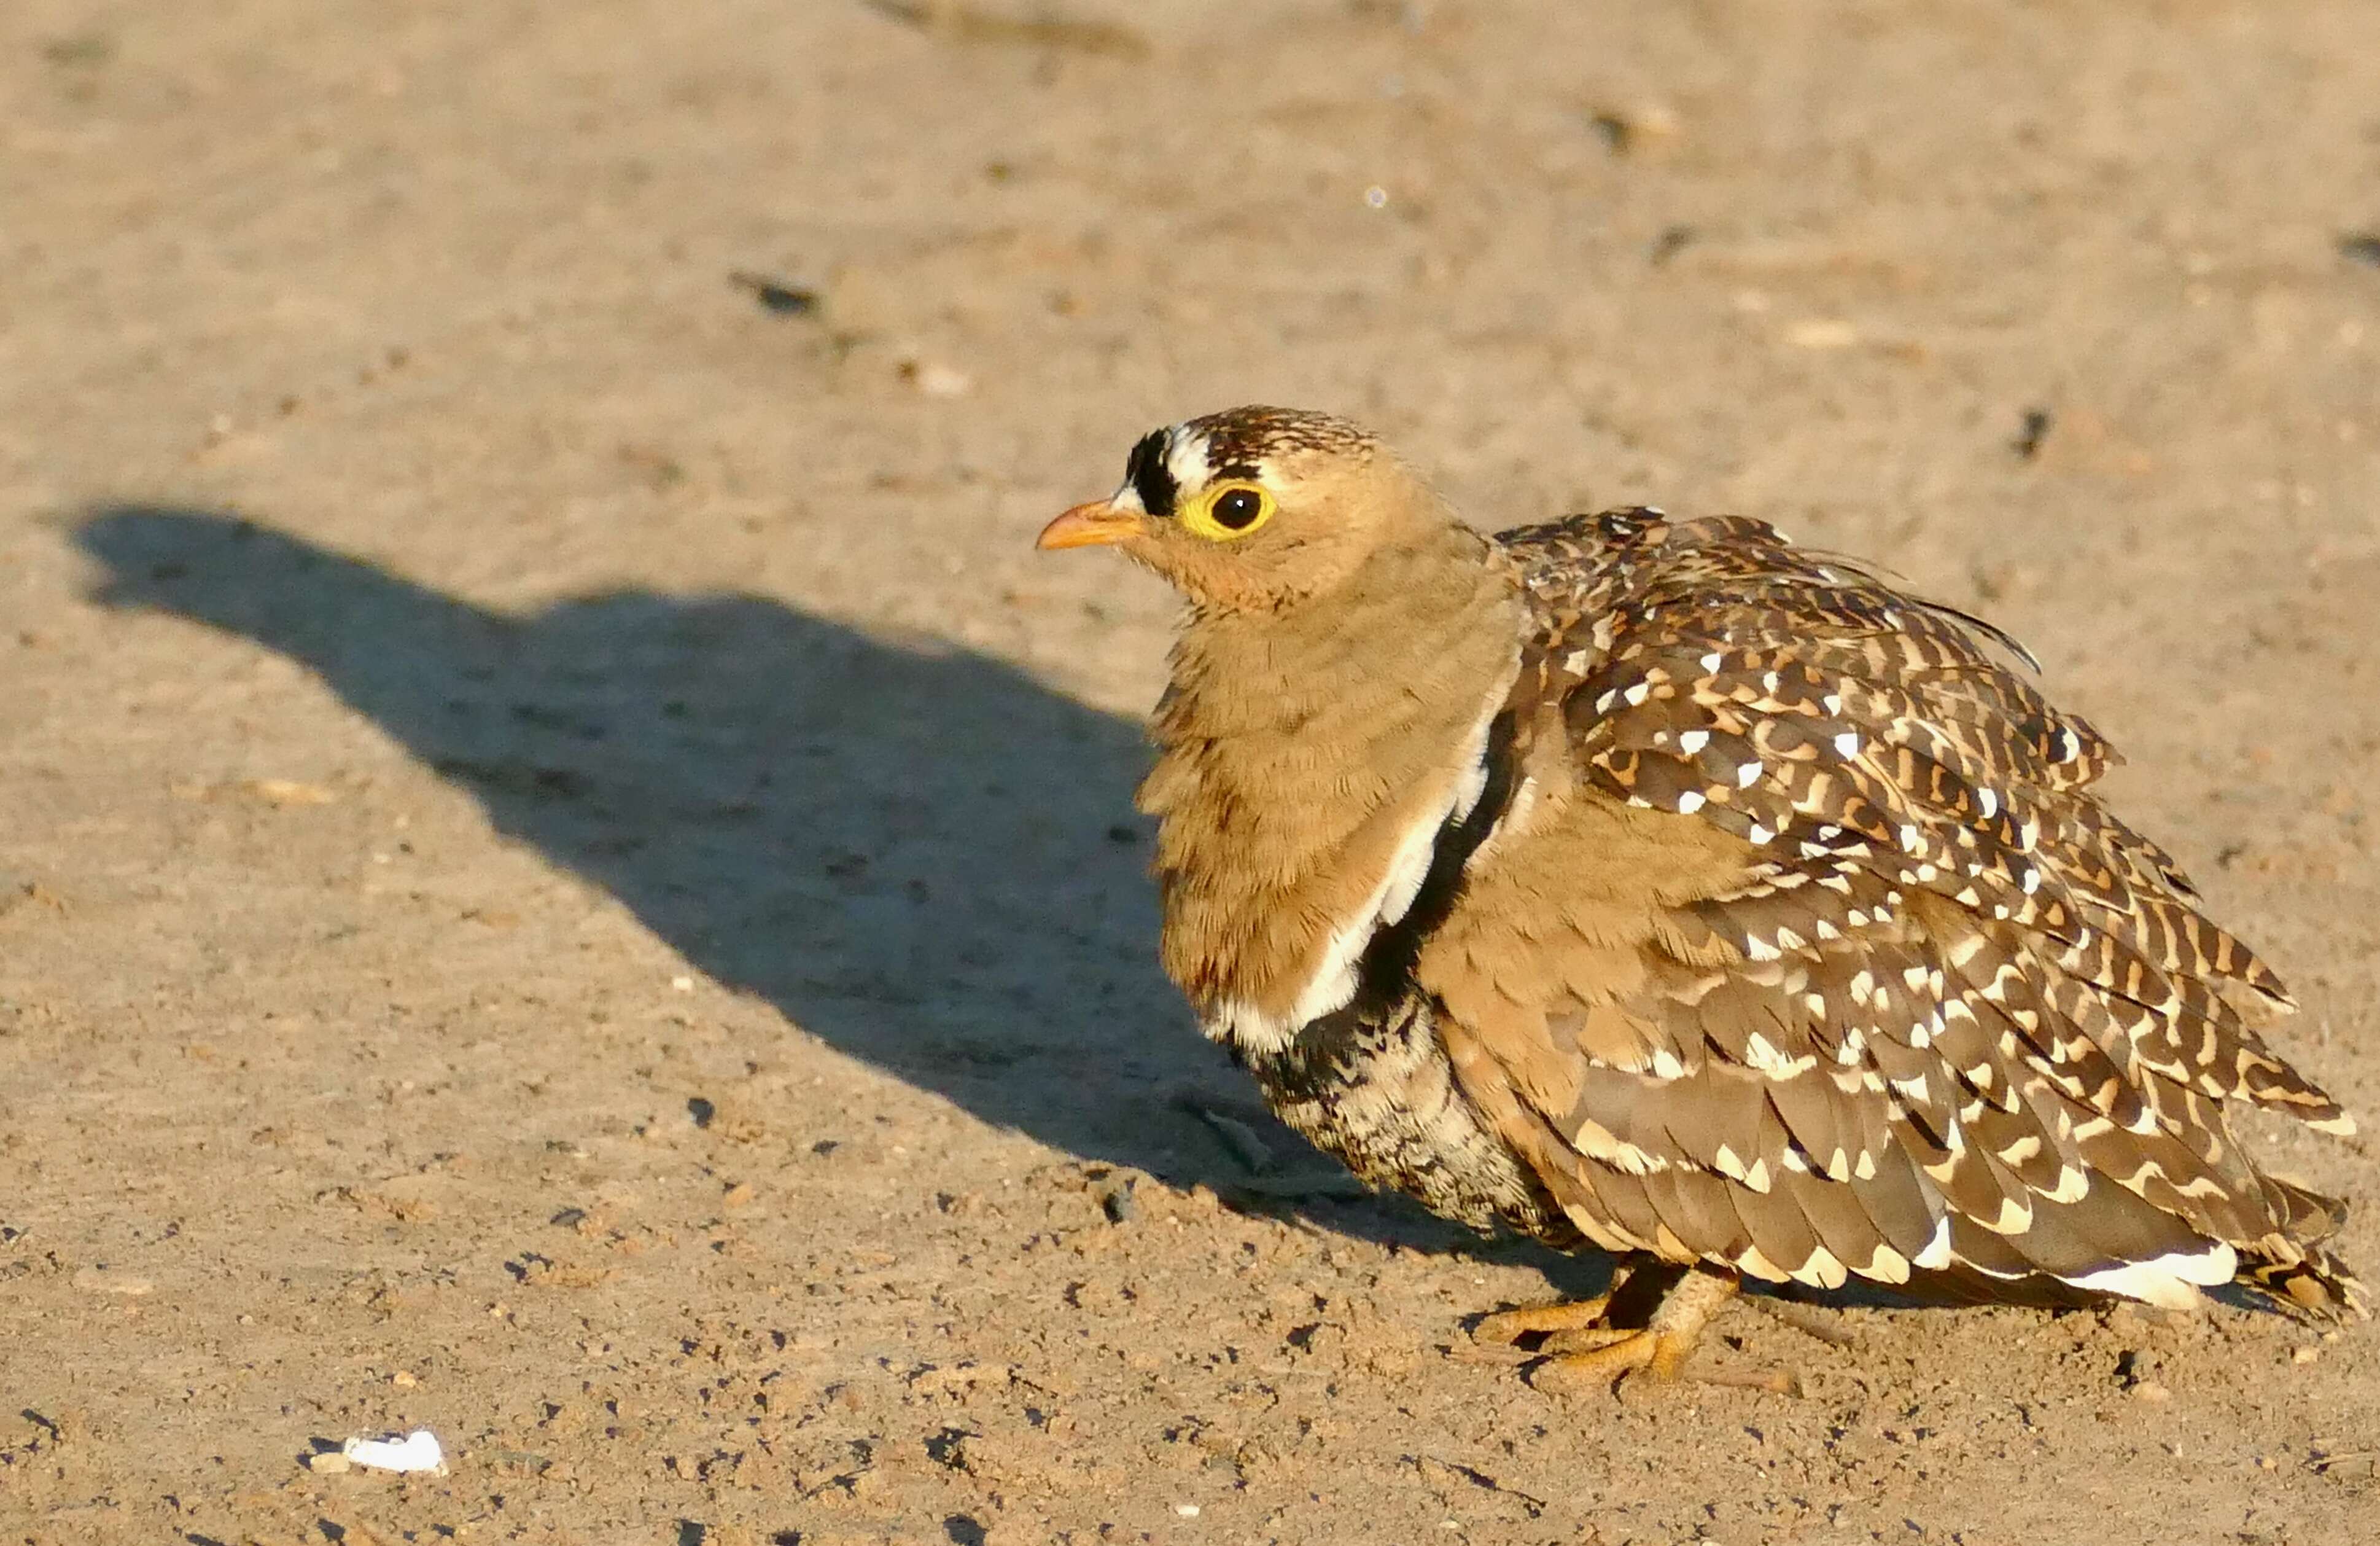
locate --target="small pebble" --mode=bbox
[343,1428,446,1474]
[1589,101,1682,154]
[903,360,972,398]
[2012,407,2055,459]
[729,270,820,314]
[71,1267,154,1296]
[307,1451,352,1474]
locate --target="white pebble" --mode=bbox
[341,1429,446,1474]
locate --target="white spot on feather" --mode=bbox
[1862,1244,1912,1284]
[1984,1195,2032,1236]
[1735,1244,1789,1282]
[1569,1116,1669,1175]
[2066,1243,2238,1310]
[1743,1031,1811,1076]
[1792,1246,1849,1290]
[1678,729,1711,754]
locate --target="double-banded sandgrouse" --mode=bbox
[1037,405,2364,1391]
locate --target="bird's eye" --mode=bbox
[1185,480,1275,541]
[1213,490,1263,528]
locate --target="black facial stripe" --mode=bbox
[1125,429,1176,518]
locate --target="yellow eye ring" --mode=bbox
[1182,480,1275,541]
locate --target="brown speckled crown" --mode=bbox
[1122,407,1378,518]
[1181,405,1378,476]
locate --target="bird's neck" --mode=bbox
[1140,524,1523,1053]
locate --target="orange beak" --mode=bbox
[1035,499,1143,551]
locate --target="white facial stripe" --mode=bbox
[1109,480,1146,514]
[1164,424,1212,495]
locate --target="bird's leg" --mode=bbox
[1470,1262,1632,1349]
[1531,1262,1732,1388]
[1522,1265,1795,1397]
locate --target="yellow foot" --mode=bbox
[1530,1328,1799,1398]
[1476,1265,1797,1398]
[1471,1291,1616,1348]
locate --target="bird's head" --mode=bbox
[1036,406,1445,609]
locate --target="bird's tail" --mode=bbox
[2238,1177,2369,1320]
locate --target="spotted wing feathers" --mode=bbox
[1469,509,2362,1316]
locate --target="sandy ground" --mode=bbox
[4,2,2380,1542]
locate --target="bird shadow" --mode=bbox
[73,506,1563,1271]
